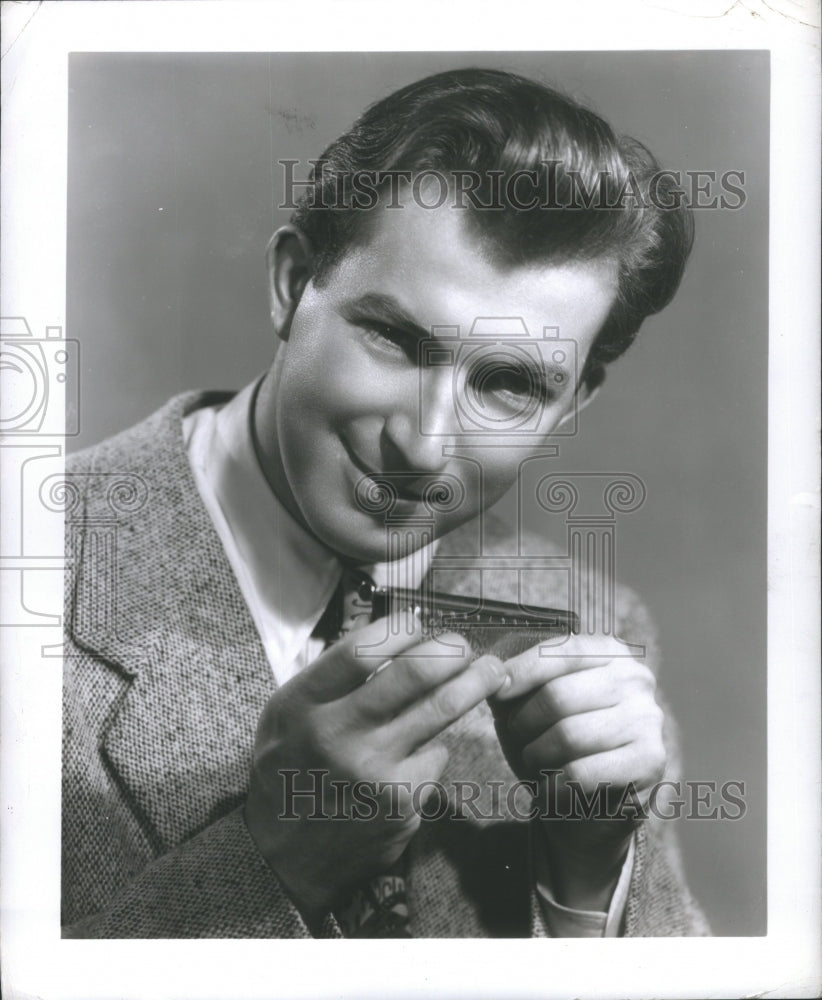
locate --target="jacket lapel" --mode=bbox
[69,392,276,851]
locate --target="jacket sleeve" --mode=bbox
[62,805,342,939]
[528,824,711,937]
[61,650,343,939]
[600,584,710,936]
[60,605,343,937]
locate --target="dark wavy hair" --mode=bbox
[291,68,694,391]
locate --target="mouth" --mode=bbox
[342,439,429,505]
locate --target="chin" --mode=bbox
[308,509,436,565]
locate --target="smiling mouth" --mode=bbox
[343,440,429,504]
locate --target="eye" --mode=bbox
[360,321,417,359]
[469,360,551,406]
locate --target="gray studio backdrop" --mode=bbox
[66,51,768,936]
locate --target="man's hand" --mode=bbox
[489,633,666,911]
[245,611,507,921]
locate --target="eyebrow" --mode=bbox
[340,291,576,390]
[340,292,431,341]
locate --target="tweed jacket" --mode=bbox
[61,391,710,938]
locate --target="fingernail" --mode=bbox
[403,606,421,628]
[481,654,505,678]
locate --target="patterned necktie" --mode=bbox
[312,567,413,938]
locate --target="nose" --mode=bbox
[381,369,456,476]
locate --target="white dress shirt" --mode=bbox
[183,380,630,936]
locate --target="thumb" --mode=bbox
[491,630,626,702]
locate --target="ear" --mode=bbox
[556,382,600,430]
[265,225,314,342]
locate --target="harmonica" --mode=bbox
[361,579,578,660]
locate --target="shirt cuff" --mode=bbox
[534,832,636,937]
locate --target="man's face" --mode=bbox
[261,198,617,564]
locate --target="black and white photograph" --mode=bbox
[1,3,819,999]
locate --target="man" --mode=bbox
[61,68,709,937]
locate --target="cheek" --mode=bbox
[278,347,360,433]
[281,321,384,428]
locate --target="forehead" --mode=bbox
[322,196,619,348]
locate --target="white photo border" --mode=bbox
[1,2,819,998]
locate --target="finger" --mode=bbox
[395,741,450,789]
[520,706,633,771]
[492,631,629,701]
[299,609,425,701]
[504,663,639,745]
[386,654,508,756]
[540,741,667,797]
[380,742,452,823]
[350,632,473,721]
